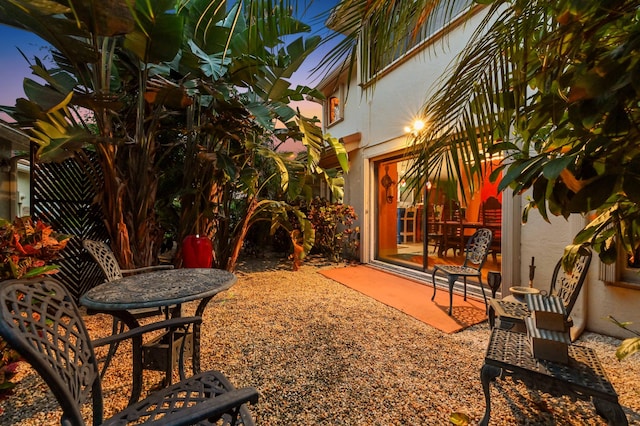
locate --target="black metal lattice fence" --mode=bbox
[31,149,108,302]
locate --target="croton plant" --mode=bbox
[0,216,71,280]
[0,216,71,401]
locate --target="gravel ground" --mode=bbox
[1,254,639,425]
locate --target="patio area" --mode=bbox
[1,255,639,425]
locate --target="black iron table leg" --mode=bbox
[593,398,629,426]
[480,363,501,426]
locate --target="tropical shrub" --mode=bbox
[0,338,21,403]
[0,216,71,399]
[0,0,347,272]
[306,198,358,262]
[0,217,71,280]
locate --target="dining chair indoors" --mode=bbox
[431,228,493,315]
[481,196,502,263]
[0,277,258,426]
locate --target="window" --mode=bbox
[326,83,344,126]
[600,246,640,289]
[329,96,340,124]
[366,0,473,79]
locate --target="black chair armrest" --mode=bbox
[153,387,259,426]
[121,264,174,275]
[92,316,202,349]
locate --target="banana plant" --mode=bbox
[154,0,348,270]
[0,0,348,271]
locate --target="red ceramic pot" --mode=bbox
[182,234,213,268]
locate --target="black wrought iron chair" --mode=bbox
[83,239,175,283]
[0,277,258,426]
[488,251,592,336]
[83,239,176,375]
[431,228,493,315]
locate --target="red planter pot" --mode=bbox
[182,234,213,268]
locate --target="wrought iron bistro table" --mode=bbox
[80,268,237,404]
[480,328,627,425]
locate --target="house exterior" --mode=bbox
[317,3,639,339]
[0,122,31,219]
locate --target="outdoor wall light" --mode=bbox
[405,119,426,137]
[381,165,395,204]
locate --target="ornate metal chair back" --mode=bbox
[0,277,103,425]
[463,228,493,268]
[549,251,592,315]
[83,239,124,281]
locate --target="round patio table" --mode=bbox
[80,268,237,403]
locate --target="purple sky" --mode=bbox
[0,26,50,113]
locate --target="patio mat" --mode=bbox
[319,265,487,333]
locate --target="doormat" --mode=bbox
[319,265,487,333]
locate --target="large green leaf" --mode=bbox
[23,78,70,112]
[567,175,617,213]
[616,337,640,361]
[124,5,184,62]
[186,40,231,79]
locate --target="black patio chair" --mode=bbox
[431,228,493,315]
[488,251,592,336]
[0,277,258,425]
[83,239,175,375]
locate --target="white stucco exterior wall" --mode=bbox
[320,6,640,339]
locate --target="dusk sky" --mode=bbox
[0,1,341,126]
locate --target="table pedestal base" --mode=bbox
[143,331,193,374]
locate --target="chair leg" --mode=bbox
[431,270,438,301]
[100,318,125,378]
[448,274,457,316]
[488,305,496,329]
[463,277,467,300]
[478,277,489,314]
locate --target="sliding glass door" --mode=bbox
[374,156,502,278]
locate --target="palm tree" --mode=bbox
[326,0,640,267]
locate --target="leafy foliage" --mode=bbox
[0,338,22,399]
[0,0,349,271]
[0,216,69,398]
[0,217,71,280]
[404,0,640,266]
[305,198,359,262]
[608,316,640,361]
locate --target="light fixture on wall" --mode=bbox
[380,165,395,204]
[404,119,426,137]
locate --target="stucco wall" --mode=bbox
[321,6,640,340]
[326,10,490,258]
[586,265,640,339]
